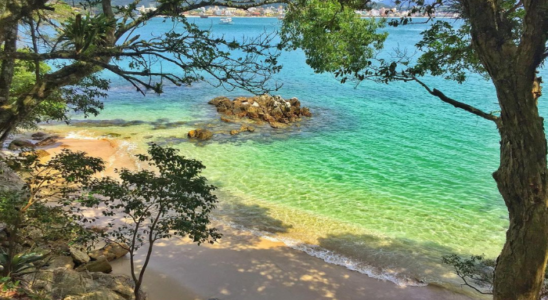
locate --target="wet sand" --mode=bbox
[46,136,477,300]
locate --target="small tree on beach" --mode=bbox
[88,143,221,300]
[281,0,548,299]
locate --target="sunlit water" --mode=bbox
[46,17,548,291]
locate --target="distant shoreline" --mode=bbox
[176,15,458,19]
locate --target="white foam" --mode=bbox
[65,130,101,140]
[217,219,428,288]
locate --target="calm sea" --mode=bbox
[47,17,548,290]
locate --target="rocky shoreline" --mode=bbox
[0,158,138,300]
[188,94,312,141]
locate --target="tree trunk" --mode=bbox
[492,75,548,300]
[0,21,17,107]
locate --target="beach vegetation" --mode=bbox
[87,143,221,300]
[443,254,548,298]
[0,0,282,143]
[0,150,104,278]
[281,0,548,298]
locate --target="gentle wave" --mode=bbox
[218,219,428,287]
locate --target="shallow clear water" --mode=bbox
[47,17,548,288]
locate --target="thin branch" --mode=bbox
[504,0,523,17]
[412,77,499,123]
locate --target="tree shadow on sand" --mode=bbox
[214,200,293,235]
[122,229,477,300]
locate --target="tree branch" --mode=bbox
[412,77,500,123]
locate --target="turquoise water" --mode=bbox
[48,18,548,289]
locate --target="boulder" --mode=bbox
[70,246,90,265]
[208,94,311,126]
[187,130,197,138]
[22,270,54,293]
[8,139,35,150]
[75,256,112,273]
[47,255,75,270]
[64,289,127,300]
[208,96,230,106]
[89,242,129,261]
[91,273,135,299]
[301,107,312,117]
[31,132,47,140]
[196,129,213,140]
[230,130,239,136]
[188,129,213,140]
[269,122,289,129]
[36,136,58,147]
[0,161,26,194]
[28,268,136,300]
[52,269,95,299]
[220,116,236,123]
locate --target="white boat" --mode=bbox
[220,17,232,24]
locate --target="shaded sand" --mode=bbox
[111,222,475,300]
[46,136,476,300]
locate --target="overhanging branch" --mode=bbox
[412,77,500,123]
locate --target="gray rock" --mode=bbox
[70,246,91,265]
[91,272,135,299]
[0,161,27,195]
[31,132,47,140]
[8,139,35,150]
[22,270,54,293]
[47,255,75,270]
[75,256,112,273]
[52,269,94,299]
[64,289,127,300]
[89,242,129,262]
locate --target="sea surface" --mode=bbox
[47,17,548,291]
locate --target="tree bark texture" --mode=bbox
[461,0,548,299]
[492,75,548,300]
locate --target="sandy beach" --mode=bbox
[39,135,477,300]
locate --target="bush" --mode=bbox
[88,143,222,299]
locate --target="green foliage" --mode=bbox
[7,49,107,129]
[282,0,529,85]
[443,254,548,296]
[411,21,487,83]
[88,143,221,297]
[19,149,105,206]
[0,276,20,292]
[89,143,221,248]
[0,251,46,277]
[0,150,105,277]
[281,0,387,76]
[59,13,115,55]
[442,254,494,294]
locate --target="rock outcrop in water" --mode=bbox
[208,94,312,129]
[187,129,213,140]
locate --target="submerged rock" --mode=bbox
[8,139,35,150]
[71,119,146,128]
[31,132,47,140]
[36,136,59,147]
[188,129,213,140]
